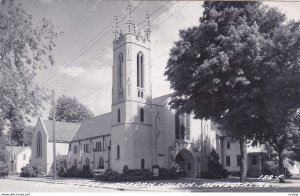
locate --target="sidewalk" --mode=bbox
[5,174,300,192]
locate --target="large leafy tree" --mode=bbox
[49,95,94,123]
[165,1,300,182]
[0,0,58,138]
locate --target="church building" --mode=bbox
[30,4,263,178]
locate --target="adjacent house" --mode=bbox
[6,146,32,173]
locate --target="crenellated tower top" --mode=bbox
[113,2,151,45]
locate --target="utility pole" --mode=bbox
[52,89,56,181]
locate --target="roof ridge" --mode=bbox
[43,119,81,124]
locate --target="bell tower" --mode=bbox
[110,2,153,173]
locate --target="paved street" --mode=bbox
[0,176,299,192]
[0,178,117,192]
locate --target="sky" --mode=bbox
[18,0,300,124]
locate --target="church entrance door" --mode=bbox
[175,149,195,177]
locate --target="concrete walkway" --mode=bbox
[4,175,300,192]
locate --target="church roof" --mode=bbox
[6,146,30,155]
[43,120,81,143]
[71,112,111,142]
[152,94,171,106]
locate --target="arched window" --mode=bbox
[118,109,121,122]
[118,53,123,89]
[175,111,180,139]
[85,158,90,167]
[137,52,144,88]
[73,159,77,168]
[141,159,145,169]
[37,132,42,157]
[117,145,120,159]
[175,111,190,140]
[99,157,104,169]
[140,108,144,122]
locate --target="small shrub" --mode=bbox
[80,165,93,178]
[158,167,180,180]
[0,165,9,177]
[20,166,41,177]
[198,149,229,179]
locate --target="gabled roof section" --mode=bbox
[152,94,171,107]
[71,112,111,142]
[6,146,30,155]
[43,120,81,143]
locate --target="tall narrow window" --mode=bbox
[137,52,144,88]
[73,159,77,168]
[118,53,123,89]
[141,159,145,169]
[185,115,190,140]
[226,156,231,166]
[175,111,180,139]
[175,111,190,140]
[117,145,120,159]
[141,54,144,88]
[140,108,144,122]
[99,157,104,169]
[37,132,42,157]
[118,109,121,122]
[85,158,90,166]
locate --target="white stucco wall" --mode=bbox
[46,142,69,174]
[69,136,111,171]
[15,148,32,173]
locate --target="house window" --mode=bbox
[252,155,257,165]
[117,145,120,159]
[175,111,190,140]
[237,155,241,166]
[226,156,231,166]
[140,108,144,122]
[118,109,121,122]
[99,157,104,169]
[141,159,145,169]
[23,154,26,160]
[99,142,102,151]
[227,142,231,149]
[137,52,144,88]
[188,163,191,170]
[85,158,90,166]
[36,132,42,157]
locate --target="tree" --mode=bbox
[164,1,300,182]
[49,95,94,123]
[0,0,58,135]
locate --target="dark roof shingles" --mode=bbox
[43,120,81,142]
